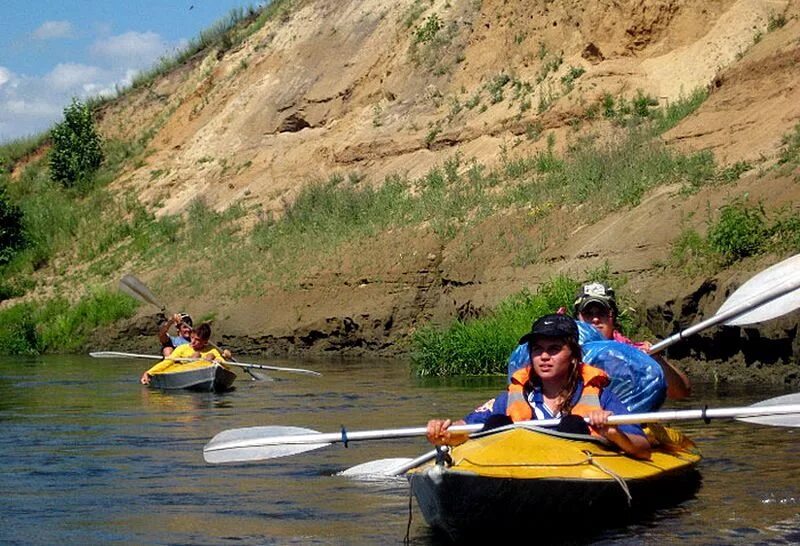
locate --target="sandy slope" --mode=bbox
[21,0,800,382]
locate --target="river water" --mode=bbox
[1,354,799,545]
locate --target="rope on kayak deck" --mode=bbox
[457,451,633,505]
[586,452,632,506]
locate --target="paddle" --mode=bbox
[202,393,800,464]
[338,450,438,478]
[89,351,321,377]
[649,253,800,354]
[118,274,272,381]
[119,273,167,312]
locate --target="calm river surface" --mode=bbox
[1,354,799,545]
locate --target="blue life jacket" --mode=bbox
[506,322,666,412]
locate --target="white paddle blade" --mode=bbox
[338,458,415,478]
[719,254,800,326]
[203,426,328,463]
[737,393,800,427]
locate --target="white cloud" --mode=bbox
[91,31,170,68]
[3,98,61,117]
[0,67,10,87]
[32,21,74,40]
[45,63,102,91]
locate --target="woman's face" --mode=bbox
[530,335,574,383]
[578,303,614,339]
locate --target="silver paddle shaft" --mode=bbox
[204,404,800,454]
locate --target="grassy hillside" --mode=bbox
[0,0,798,380]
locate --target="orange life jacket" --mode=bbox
[506,363,610,436]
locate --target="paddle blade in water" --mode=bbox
[718,254,800,326]
[338,458,415,478]
[203,426,329,463]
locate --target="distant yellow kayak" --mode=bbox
[408,425,701,542]
[149,360,236,392]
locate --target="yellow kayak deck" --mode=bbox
[440,425,700,481]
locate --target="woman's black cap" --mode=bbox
[519,313,579,345]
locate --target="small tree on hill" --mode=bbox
[49,99,104,189]
[0,185,26,264]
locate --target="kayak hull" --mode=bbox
[408,426,701,542]
[149,362,236,392]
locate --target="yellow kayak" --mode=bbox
[149,360,236,392]
[408,425,701,541]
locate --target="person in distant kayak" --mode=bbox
[142,322,232,385]
[158,312,193,357]
[427,314,651,459]
[573,282,691,400]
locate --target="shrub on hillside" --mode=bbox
[0,184,26,264]
[49,100,104,190]
[707,197,767,264]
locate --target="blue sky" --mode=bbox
[0,1,263,143]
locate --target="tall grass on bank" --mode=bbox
[502,131,715,211]
[411,276,579,376]
[0,133,49,172]
[0,289,138,355]
[669,196,800,275]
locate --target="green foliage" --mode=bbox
[778,122,800,166]
[505,131,716,211]
[717,161,752,183]
[0,303,40,355]
[0,185,26,264]
[652,88,708,134]
[132,5,266,88]
[0,289,137,355]
[414,13,442,43]
[411,276,580,376]
[669,226,715,276]
[251,174,413,257]
[408,12,462,73]
[669,199,800,276]
[707,197,767,264]
[768,212,800,253]
[767,12,787,31]
[486,73,511,104]
[560,66,585,92]
[403,0,431,28]
[0,132,49,174]
[49,100,104,190]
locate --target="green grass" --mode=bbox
[411,276,579,376]
[503,131,716,212]
[669,197,800,275]
[0,133,49,172]
[0,288,138,355]
[652,88,708,134]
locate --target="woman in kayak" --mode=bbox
[141,322,232,384]
[574,282,691,400]
[427,314,652,459]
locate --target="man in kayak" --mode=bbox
[574,282,691,400]
[427,314,652,459]
[158,312,194,357]
[141,322,232,385]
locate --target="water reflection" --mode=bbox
[0,354,798,545]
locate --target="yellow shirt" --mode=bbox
[146,343,224,375]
